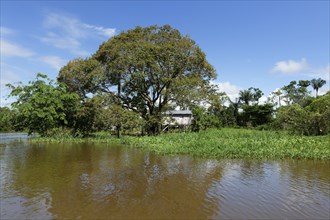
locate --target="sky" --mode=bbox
[1,0,329,107]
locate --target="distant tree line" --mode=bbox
[1,25,329,136]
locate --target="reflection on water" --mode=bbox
[0,140,329,219]
[0,133,29,145]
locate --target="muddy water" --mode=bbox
[0,139,329,219]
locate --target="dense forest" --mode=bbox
[1,25,329,137]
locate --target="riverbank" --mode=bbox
[30,128,330,160]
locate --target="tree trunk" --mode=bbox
[146,113,162,136]
[278,96,281,107]
[116,76,122,138]
[116,124,121,138]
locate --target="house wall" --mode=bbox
[164,115,193,126]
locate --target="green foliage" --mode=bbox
[72,98,100,137]
[298,80,310,88]
[239,87,263,105]
[306,92,330,135]
[115,129,326,160]
[58,58,102,99]
[220,104,238,127]
[274,92,330,135]
[43,127,75,139]
[306,91,330,113]
[95,104,144,137]
[310,78,326,97]
[191,106,208,132]
[281,80,311,105]
[299,96,315,108]
[6,73,79,136]
[0,107,16,132]
[191,105,222,132]
[128,128,329,160]
[274,104,310,135]
[241,103,274,127]
[65,95,141,137]
[59,25,216,135]
[31,128,330,160]
[269,89,283,107]
[239,89,253,105]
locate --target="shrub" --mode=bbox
[274,92,330,136]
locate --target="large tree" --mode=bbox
[269,89,283,107]
[281,80,311,105]
[57,58,102,100]
[59,25,216,135]
[310,78,326,97]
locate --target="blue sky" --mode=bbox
[1,1,329,106]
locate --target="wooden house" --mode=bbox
[163,110,193,130]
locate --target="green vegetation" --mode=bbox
[311,78,327,97]
[273,92,330,136]
[3,25,329,148]
[6,73,80,136]
[31,128,330,160]
[0,107,16,132]
[58,25,216,136]
[126,129,329,160]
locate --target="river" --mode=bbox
[0,135,329,219]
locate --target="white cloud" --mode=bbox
[1,27,34,58]
[258,96,268,104]
[41,32,88,56]
[317,85,329,96]
[304,63,329,96]
[0,62,38,107]
[40,12,116,56]
[82,24,116,38]
[0,39,35,58]
[39,56,67,71]
[45,13,86,38]
[306,63,330,80]
[272,58,308,74]
[1,64,23,107]
[214,82,275,105]
[214,81,241,102]
[0,62,34,85]
[267,88,287,108]
[1,26,15,35]
[41,32,81,49]
[0,68,21,87]
[42,33,89,57]
[310,64,329,95]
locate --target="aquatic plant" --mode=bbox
[31,128,330,160]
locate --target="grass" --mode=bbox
[30,128,330,160]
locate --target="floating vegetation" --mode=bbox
[31,128,330,160]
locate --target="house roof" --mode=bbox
[164,110,192,115]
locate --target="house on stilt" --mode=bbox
[162,110,193,131]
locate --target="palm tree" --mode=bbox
[310,78,326,97]
[239,89,253,105]
[239,87,263,105]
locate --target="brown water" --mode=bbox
[0,139,329,219]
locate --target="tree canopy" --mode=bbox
[59,25,216,134]
[311,78,326,97]
[5,25,328,137]
[238,87,263,105]
[281,80,311,105]
[6,73,79,136]
[0,107,16,132]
